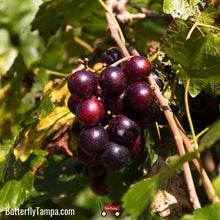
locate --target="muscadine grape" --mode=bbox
[67,95,82,114]
[129,135,145,157]
[90,176,108,196]
[79,126,109,155]
[99,66,127,95]
[76,97,105,126]
[88,163,107,179]
[104,90,125,114]
[77,147,101,166]
[134,101,161,128]
[123,56,151,83]
[102,142,130,171]
[151,68,164,91]
[101,48,122,65]
[125,82,154,111]
[108,114,140,146]
[68,70,98,99]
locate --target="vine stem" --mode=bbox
[184,79,199,151]
[174,117,220,204]
[98,0,126,45]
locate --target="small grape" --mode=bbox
[77,147,101,166]
[90,176,108,196]
[134,101,161,128]
[68,70,98,99]
[67,95,82,114]
[76,97,105,126]
[88,163,107,179]
[99,66,127,95]
[108,114,140,146]
[125,82,154,111]
[102,142,130,171]
[101,48,122,65]
[129,135,145,157]
[151,68,164,91]
[123,56,151,83]
[79,126,109,155]
[104,90,125,114]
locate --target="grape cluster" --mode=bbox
[68,49,161,195]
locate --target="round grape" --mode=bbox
[68,70,98,99]
[123,56,151,83]
[76,97,105,126]
[125,82,154,111]
[102,142,130,171]
[79,126,109,155]
[108,114,140,146]
[67,95,82,114]
[99,66,127,95]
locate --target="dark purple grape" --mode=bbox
[104,90,125,114]
[67,95,82,114]
[125,82,154,111]
[90,176,108,196]
[68,70,98,99]
[108,114,140,146]
[134,101,161,128]
[77,147,101,166]
[151,69,164,91]
[99,66,127,95]
[123,56,151,83]
[129,135,145,157]
[88,163,107,179]
[101,48,122,65]
[79,126,109,155]
[76,97,105,126]
[70,119,83,140]
[102,142,130,171]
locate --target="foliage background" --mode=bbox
[0,0,219,219]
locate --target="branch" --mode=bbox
[174,117,220,204]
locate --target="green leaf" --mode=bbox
[0,171,34,212]
[24,155,87,207]
[122,151,197,219]
[31,0,101,43]
[212,174,220,198]
[181,202,220,220]
[105,171,128,203]
[0,140,13,182]
[161,18,220,82]
[1,54,28,110]
[163,0,199,20]
[199,119,220,149]
[173,64,220,97]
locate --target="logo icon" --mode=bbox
[99,203,120,217]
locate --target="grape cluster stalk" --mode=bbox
[68,50,161,195]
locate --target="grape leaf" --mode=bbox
[199,119,220,149]
[1,54,28,110]
[163,0,200,20]
[212,174,220,198]
[0,140,13,182]
[161,17,220,82]
[181,202,220,220]
[0,171,34,212]
[14,77,74,161]
[31,0,101,43]
[24,155,87,207]
[173,64,220,97]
